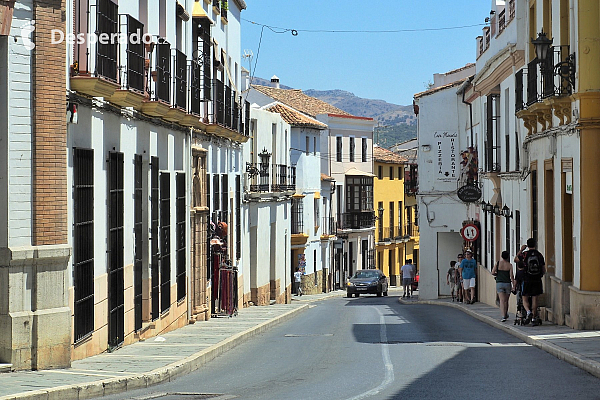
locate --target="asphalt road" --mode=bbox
[100,295,600,400]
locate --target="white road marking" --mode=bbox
[529,331,600,340]
[346,307,394,400]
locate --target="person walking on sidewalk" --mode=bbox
[294,267,303,296]
[492,250,516,322]
[460,250,477,304]
[447,261,458,301]
[401,259,414,298]
[515,238,546,325]
[456,253,464,302]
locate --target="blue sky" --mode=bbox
[240,1,492,106]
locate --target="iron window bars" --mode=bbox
[107,151,125,348]
[96,0,118,82]
[150,157,160,320]
[176,173,186,302]
[134,154,143,331]
[122,14,145,92]
[155,40,172,103]
[73,148,95,343]
[291,197,304,234]
[160,172,171,313]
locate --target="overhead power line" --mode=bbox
[242,18,487,35]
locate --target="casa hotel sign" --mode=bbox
[457,185,482,203]
[434,131,458,182]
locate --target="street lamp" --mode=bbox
[502,205,513,218]
[493,203,501,216]
[480,200,488,213]
[532,30,553,62]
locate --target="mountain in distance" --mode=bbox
[304,89,416,149]
[250,78,416,149]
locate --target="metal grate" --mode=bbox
[160,172,171,313]
[151,157,160,320]
[125,15,145,92]
[156,41,171,103]
[73,148,95,342]
[174,49,187,110]
[235,175,241,260]
[291,198,304,234]
[176,173,186,302]
[134,154,143,331]
[108,151,125,348]
[96,0,118,81]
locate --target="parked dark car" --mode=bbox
[346,270,388,297]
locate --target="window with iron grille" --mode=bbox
[134,154,143,331]
[225,85,232,128]
[156,40,171,103]
[362,138,367,162]
[526,59,538,106]
[389,202,394,236]
[349,137,355,162]
[96,0,118,82]
[107,151,124,347]
[221,174,228,216]
[244,101,251,136]
[73,148,95,342]
[485,95,500,172]
[378,201,383,241]
[215,79,225,125]
[190,59,203,115]
[490,213,495,269]
[192,18,211,101]
[506,214,511,256]
[515,69,524,112]
[236,175,241,259]
[160,172,171,313]
[291,197,304,234]
[515,210,521,251]
[213,174,220,211]
[151,157,160,319]
[126,15,144,92]
[174,49,187,109]
[336,136,342,162]
[176,173,186,302]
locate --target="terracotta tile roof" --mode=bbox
[266,103,327,129]
[414,78,468,99]
[252,85,351,118]
[374,146,407,164]
[396,148,417,164]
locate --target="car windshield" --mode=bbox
[353,271,380,279]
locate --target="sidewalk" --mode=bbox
[400,295,600,379]
[0,291,344,400]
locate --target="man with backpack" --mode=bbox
[514,238,546,326]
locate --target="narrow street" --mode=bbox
[100,294,600,400]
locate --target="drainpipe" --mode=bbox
[461,77,474,147]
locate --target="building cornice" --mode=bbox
[473,44,525,96]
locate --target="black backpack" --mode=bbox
[525,250,542,277]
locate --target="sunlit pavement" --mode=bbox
[399,294,600,379]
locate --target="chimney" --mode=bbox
[271,75,280,89]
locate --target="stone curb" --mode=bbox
[399,298,600,379]
[1,304,309,400]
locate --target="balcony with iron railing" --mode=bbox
[321,217,336,237]
[69,0,250,141]
[405,223,419,237]
[338,211,375,230]
[516,45,576,132]
[271,164,297,192]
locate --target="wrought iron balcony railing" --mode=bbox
[338,211,375,230]
[321,217,336,236]
[405,223,419,237]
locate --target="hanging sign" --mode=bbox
[461,223,480,242]
[457,185,482,203]
[434,131,458,182]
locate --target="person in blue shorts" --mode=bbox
[460,249,477,304]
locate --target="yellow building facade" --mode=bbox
[374,147,409,286]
